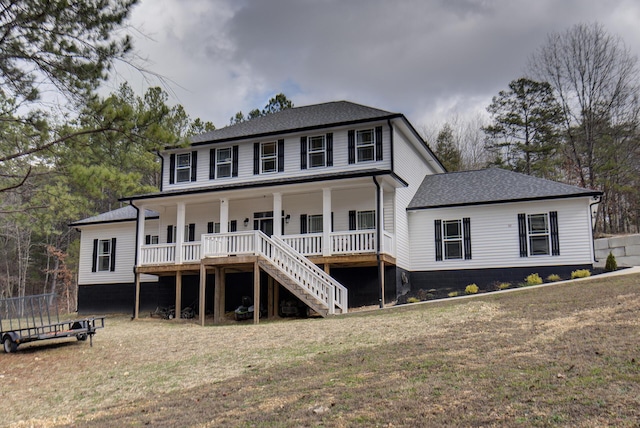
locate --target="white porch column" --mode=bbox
[322,188,332,256]
[273,192,282,237]
[136,204,145,266]
[175,202,185,264]
[220,198,229,233]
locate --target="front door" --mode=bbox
[253,211,274,236]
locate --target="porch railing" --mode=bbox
[140,230,395,265]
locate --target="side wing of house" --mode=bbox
[408,197,596,288]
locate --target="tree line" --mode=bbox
[431,23,640,235]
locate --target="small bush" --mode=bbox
[605,252,617,272]
[406,297,420,304]
[524,273,543,286]
[448,291,459,298]
[497,282,511,290]
[465,284,479,295]
[571,269,591,279]
[547,274,561,282]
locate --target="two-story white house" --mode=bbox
[71,101,601,323]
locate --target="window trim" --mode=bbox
[175,152,192,183]
[442,219,463,260]
[260,141,278,174]
[527,213,550,256]
[356,129,375,163]
[215,147,233,179]
[308,135,326,168]
[435,217,471,261]
[518,211,560,257]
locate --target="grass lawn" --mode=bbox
[1,272,639,427]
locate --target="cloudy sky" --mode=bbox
[109,0,640,132]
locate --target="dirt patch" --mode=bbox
[2,273,639,427]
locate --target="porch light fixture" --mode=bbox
[244,218,249,227]
[285,214,291,224]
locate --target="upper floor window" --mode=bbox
[434,218,472,261]
[209,146,238,179]
[518,211,560,257]
[169,151,197,184]
[348,126,383,164]
[254,140,284,175]
[300,133,333,169]
[91,238,116,272]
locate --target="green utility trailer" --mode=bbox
[1,293,104,353]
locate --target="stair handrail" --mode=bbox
[270,234,348,314]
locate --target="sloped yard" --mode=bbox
[1,272,639,427]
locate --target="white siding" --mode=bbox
[78,221,158,285]
[409,198,595,271]
[392,126,441,270]
[161,123,393,191]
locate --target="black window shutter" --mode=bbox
[331,212,334,232]
[110,238,117,272]
[518,213,528,257]
[253,220,259,230]
[169,154,176,184]
[300,214,307,234]
[300,137,307,169]
[434,220,443,261]
[207,222,214,234]
[188,223,195,242]
[348,130,355,164]
[209,149,216,180]
[230,220,237,232]
[277,139,285,172]
[463,217,472,260]
[550,211,560,256]
[167,225,174,244]
[232,145,239,177]
[191,151,198,181]
[253,143,260,174]
[91,239,98,272]
[145,235,151,245]
[326,133,333,166]
[348,210,357,231]
[375,126,383,161]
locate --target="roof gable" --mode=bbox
[408,168,601,210]
[189,101,401,145]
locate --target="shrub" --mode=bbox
[571,269,591,279]
[448,291,459,298]
[406,297,420,304]
[497,282,511,290]
[605,252,617,272]
[547,274,561,282]
[465,284,479,295]
[524,273,543,286]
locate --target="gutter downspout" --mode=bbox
[155,151,165,192]
[373,176,383,308]
[130,200,140,319]
[589,195,602,262]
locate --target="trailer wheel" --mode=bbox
[3,336,17,353]
[77,334,88,341]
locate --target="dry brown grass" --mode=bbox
[1,273,639,427]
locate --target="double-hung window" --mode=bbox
[434,218,472,261]
[308,136,326,168]
[92,238,116,272]
[356,129,375,162]
[518,211,560,257]
[176,153,192,183]
[357,210,375,230]
[308,214,323,233]
[261,142,277,173]
[97,239,112,271]
[216,148,232,178]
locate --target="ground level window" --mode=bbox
[443,219,462,259]
[527,213,550,256]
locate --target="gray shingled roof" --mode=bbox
[70,205,159,226]
[408,168,601,210]
[190,101,400,145]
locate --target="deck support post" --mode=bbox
[175,271,182,319]
[379,260,385,308]
[253,261,260,325]
[273,281,280,318]
[134,271,141,319]
[267,276,274,318]
[199,264,206,326]
[214,267,224,324]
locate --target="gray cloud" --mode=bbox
[113,0,640,130]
